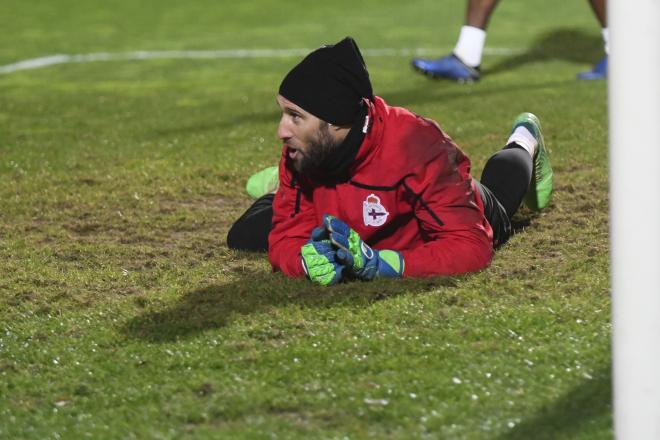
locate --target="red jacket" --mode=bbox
[268,96,493,277]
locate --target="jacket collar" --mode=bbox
[349,96,386,176]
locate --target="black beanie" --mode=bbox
[279,37,374,126]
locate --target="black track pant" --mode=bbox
[476,145,533,247]
[226,144,532,252]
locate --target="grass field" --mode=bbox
[0,1,611,438]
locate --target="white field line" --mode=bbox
[0,47,523,75]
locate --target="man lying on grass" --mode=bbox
[227,36,553,285]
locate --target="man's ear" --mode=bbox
[329,123,351,132]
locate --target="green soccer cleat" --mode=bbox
[246,165,279,199]
[512,112,553,211]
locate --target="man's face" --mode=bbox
[276,95,343,175]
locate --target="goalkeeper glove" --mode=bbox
[323,214,404,280]
[300,227,345,286]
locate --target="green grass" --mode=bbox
[0,0,610,438]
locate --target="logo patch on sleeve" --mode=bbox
[363,194,389,227]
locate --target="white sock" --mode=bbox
[507,126,537,158]
[602,28,609,55]
[453,26,487,67]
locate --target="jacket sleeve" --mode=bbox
[400,143,493,277]
[268,157,319,277]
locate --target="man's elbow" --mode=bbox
[460,234,494,273]
[466,245,493,273]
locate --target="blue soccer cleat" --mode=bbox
[411,53,480,83]
[577,55,607,80]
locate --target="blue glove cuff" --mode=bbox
[376,250,404,278]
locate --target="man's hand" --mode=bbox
[323,215,404,280]
[300,227,345,286]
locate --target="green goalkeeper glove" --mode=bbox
[300,227,346,286]
[323,214,404,280]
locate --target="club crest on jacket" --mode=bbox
[363,194,389,227]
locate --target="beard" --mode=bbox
[294,124,343,176]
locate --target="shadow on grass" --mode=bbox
[382,78,576,110]
[123,269,460,342]
[382,28,602,109]
[498,363,612,440]
[511,213,533,230]
[486,28,604,77]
